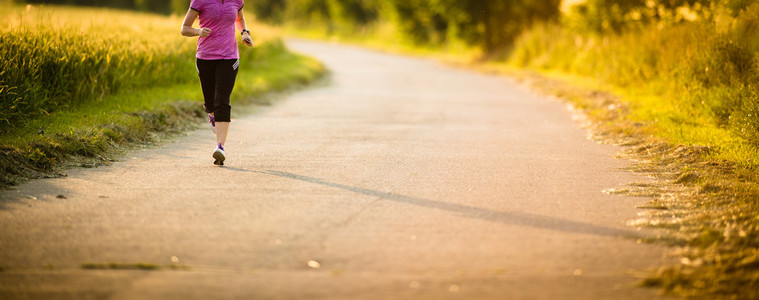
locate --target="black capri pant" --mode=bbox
[196,58,239,122]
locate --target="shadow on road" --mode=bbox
[225,167,644,240]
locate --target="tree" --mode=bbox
[250,0,287,23]
[430,0,561,52]
[390,0,449,45]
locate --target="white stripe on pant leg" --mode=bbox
[195,60,199,74]
[232,59,239,70]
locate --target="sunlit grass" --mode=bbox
[0,4,325,187]
[0,45,322,149]
[0,3,284,129]
[508,15,759,165]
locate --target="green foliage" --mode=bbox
[251,0,561,52]
[567,0,711,32]
[564,0,759,33]
[251,0,286,23]
[511,1,759,148]
[25,147,54,170]
[435,0,561,52]
[171,0,187,15]
[390,1,447,45]
[395,0,561,51]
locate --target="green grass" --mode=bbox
[507,4,759,163]
[0,5,198,128]
[0,5,325,187]
[1,50,321,147]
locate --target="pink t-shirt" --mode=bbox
[190,0,244,60]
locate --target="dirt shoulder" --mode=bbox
[513,71,759,298]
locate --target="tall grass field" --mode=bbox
[0,4,324,186]
[2,5,193,128]
[0,4,294,129]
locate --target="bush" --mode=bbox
[511,1,759,147]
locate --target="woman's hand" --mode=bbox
[198,28,212,37]
[237,9,253,47]
[242,32,253,47]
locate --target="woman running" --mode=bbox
[181,0,253,166]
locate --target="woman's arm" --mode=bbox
[236,8,253,46]
[181,8,211,37]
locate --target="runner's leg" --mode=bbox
[196,58,217,117]
[213,59,239,146]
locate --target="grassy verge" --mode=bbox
[0,5,325,188]
[503,3,759,297]
[505,70,759,298]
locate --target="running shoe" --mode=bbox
[208,113,216,133]
[213,144,225,166]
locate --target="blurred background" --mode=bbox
[16,0,187,15]
[9,1,756,56]
[10,0,564,52]
[8,0,759,147]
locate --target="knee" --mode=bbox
[215,105,231,122]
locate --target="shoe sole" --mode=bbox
[213,150,225,166]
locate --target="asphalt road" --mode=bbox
[0,39,670,299]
